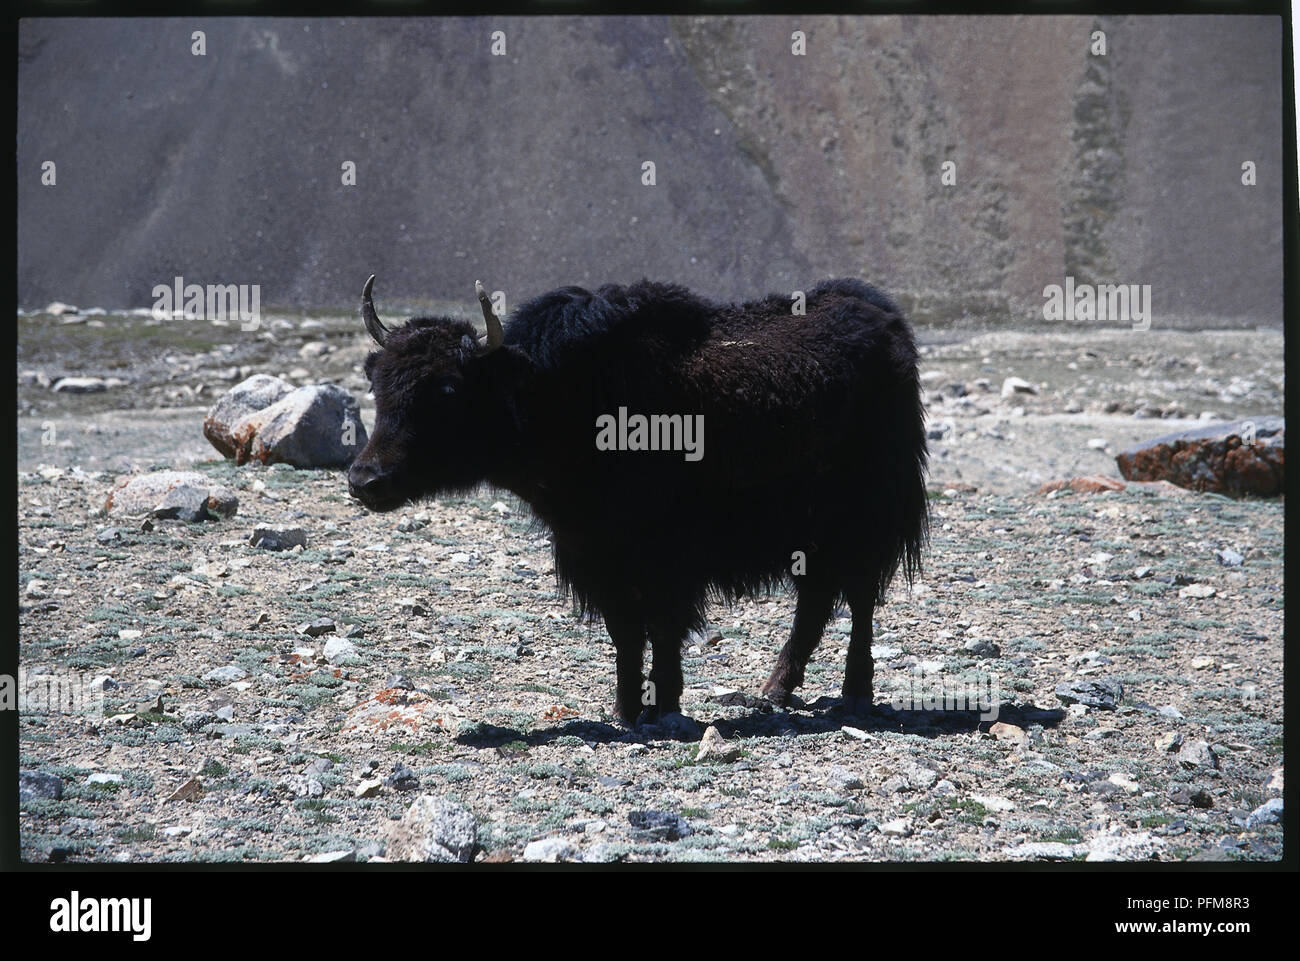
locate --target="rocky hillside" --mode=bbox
[17,15,1283,326]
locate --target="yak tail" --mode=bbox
[872,316,930,603]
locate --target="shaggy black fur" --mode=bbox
[350,277,929,724]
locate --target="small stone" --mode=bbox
[627,810,692,842]
[1179,583,1216,600]
[300,618,336,638]
[19,770,63,802]
[1107,773,1140,794]
[963,639,1001,658]
[166,777,202,802]
[397,597,429,616]
[1214,548,1244,567]
[522,838,581,862]
[1000,376,1038,399]
[52,376,108,394]
[249,526,307,551]
[826,766,864,792]
[880,818,911,837]
[24,579,48,599]
[1191,656,1215,670]
[1005,842,1079,860]
[304,850,355,863]
[770,752,794,769]
[1176,739,1219,771]
[383,763,420,792]
[163,826,192,839]
[695,725,742,763]
[387,795,477,863]
[989,722,1027,743]
[1055,678,1123,710]
[1085,831,1165,862]
[202,665,247,684]
[1155,732,1184,753]
[970,793,1015,813]
[1157,705,1184,720]
[355,779,383,799]
[152,484,215,523]
[841,726,870,741]
[322,637,358,664]
[105,471,238,518]
[1266,768,1283,794]
[1244,798,1282,829]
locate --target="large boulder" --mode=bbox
[1115,416,1284,497]
[104,470,238,519]
[230,384,367,468]
[203,374,294,458]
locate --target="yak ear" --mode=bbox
[461,334,477,353]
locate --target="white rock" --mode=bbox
[522,837,581,862]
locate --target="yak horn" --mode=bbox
[361,274,390,348]
[474,280,505,356]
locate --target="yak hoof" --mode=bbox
[759,679,795,708]
[635,708,698,737]
[837,694,874,718]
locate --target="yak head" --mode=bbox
[348,275,527,511]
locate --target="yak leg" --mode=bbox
[760,579,837,707]
[640,608,695,724]
[841,582,877,716]
[603,607,647,726]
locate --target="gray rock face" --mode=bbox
[231,384,367,468]
[104,471,239,520]
[204,374,294,458]
[387,795,477,863]
[17,18,1282,329]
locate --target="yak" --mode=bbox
[348,275,929,726]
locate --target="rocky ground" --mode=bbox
[15,308,1284,862]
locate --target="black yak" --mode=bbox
[348,275,929,725]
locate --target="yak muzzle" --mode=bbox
[348,462,401,509]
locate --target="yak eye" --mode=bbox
[441,384,457,396]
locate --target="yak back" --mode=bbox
[495,278,926,612]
